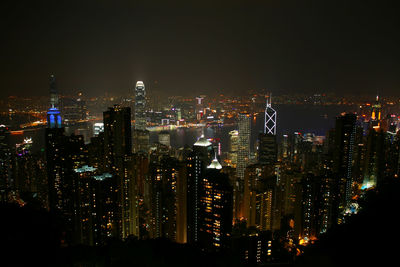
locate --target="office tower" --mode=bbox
[158,130,171,147]
[237,113,251,183]
[258,97,277,165]
[134,81,146,131]
[264,95,277,135]
[186,135,213,244]
[362,128,385,189]
[333,113,357,223]
[198,157,233,250]
[0,125,12,193]
[258,134,277,166]
[103,105,138,238]
[228,130,239,166]
[236,113,251,220]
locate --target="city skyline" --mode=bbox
[2,1,400,266]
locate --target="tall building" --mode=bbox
[186,136,213,244]
[198,157,233,250]
[370,94,382,129]
[237,113,251,183]
[103,105,139,239]
[333,113,357,223]
[73,165,116,246]
[264,95,277,135]
[236,113,251,219]
[134,81,146,131]
[258,96,277,165]
[362,128,385,189]
[228,130,239,166]
[243,164,275,231]
[148,154,179,240]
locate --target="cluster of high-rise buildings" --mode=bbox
[1,76,400,265]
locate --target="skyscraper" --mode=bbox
[237,113,251,182]
[103,105,138,238]
[264,95,277,135]
[198,157,233,250]
[258,96,277,165]
[187,135,213,244]
[236,113,251,219]
[134,81,146,131]
[333,113,357,223]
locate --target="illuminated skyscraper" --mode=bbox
[370,94,382,129]
[47,75,62,128]
[134,81,146,131]
[264,95,276,135]
[236,113,251,219]
[237,113,251,182]
[258,96,277,165]
[187,135,213,244]
[228,130,239,166]
[198,157,233,250]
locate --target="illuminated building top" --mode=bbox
[207,155,222,169]
[194,135,212,147]
[264,94,277,135]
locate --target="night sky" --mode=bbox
[1,0,399,97]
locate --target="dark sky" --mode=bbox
[1,0,399,97]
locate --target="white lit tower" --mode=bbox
[264,94,276,135]
[134,81,146,130]
[258,95,277,165]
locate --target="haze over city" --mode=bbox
[1,0,399,97]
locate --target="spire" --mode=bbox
[49,74,58,108]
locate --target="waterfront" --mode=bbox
[150,104,358,152]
